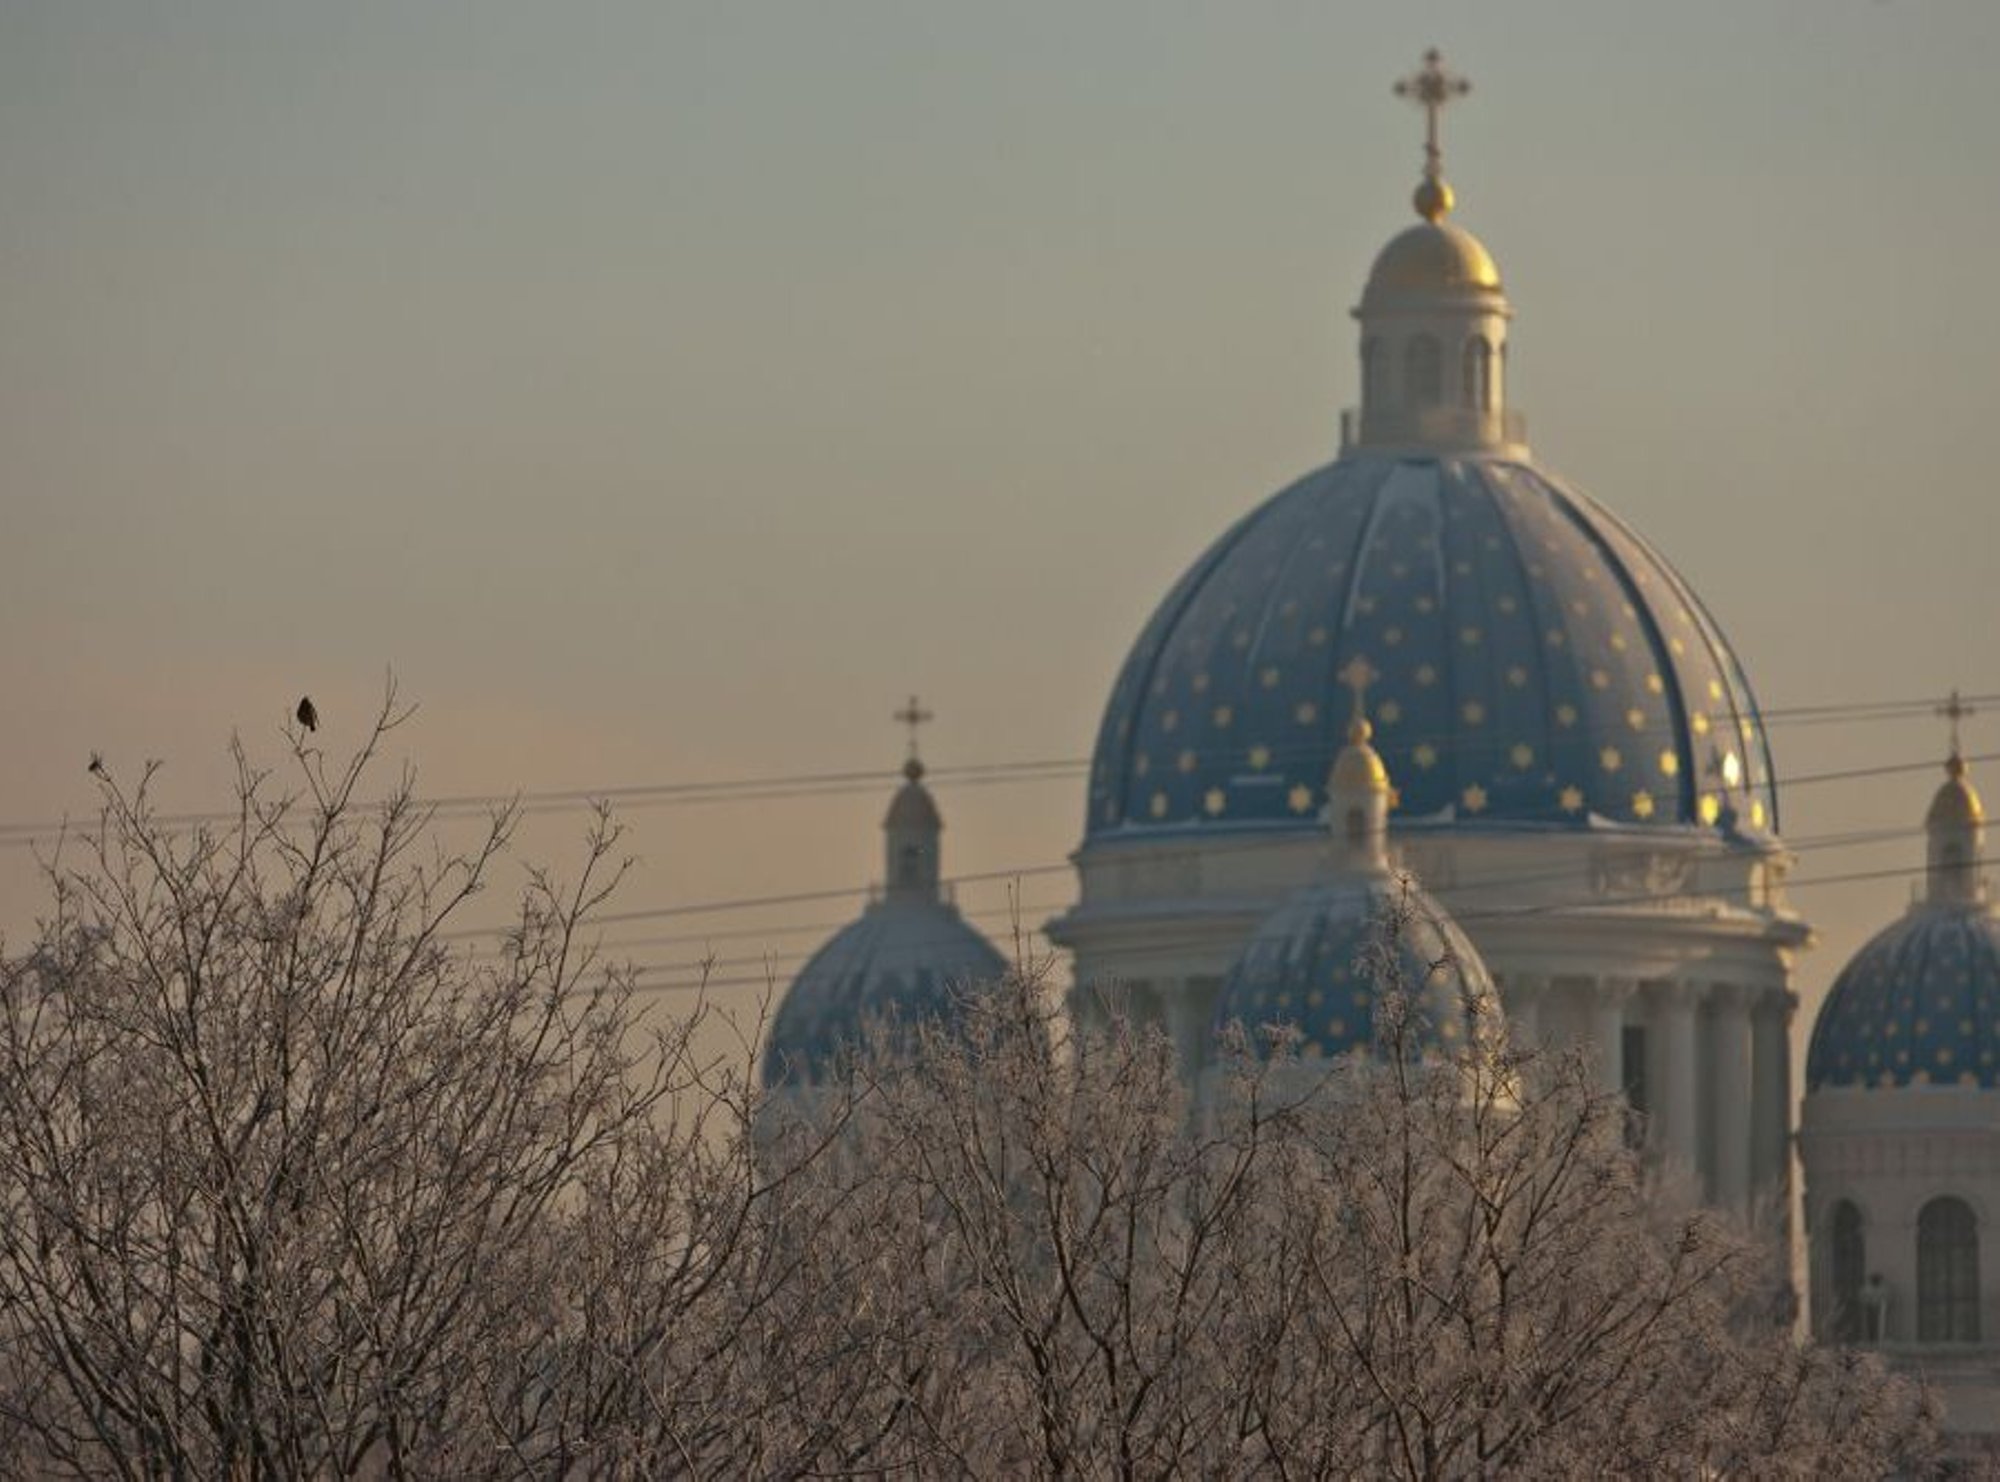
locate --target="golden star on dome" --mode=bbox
[1192,672,1211,693]
[1204,788,1227,817]
[1260,667,1281,688]
[1511,743,1534,770]
[1599,746,1623,773]
[1135,753,1151,777]
[1416,665,1438,687]
[1162,709,1180,733]
[1149,792,1170,819]
[1462,701,1486,725]
[1378,699,1403,725]
[1413,743,1439,770]
[1645,672,1665,695]
[1691,712,1711,736]
[1248,744,1271,769]
[1506,666,1528,689]
[1288,783,1316,814]
[1308,626,1329,647]
[1295,701,1318,725]
[1632,790,1656,820]
[1212,706,1234,729]
[1555,703,1578,728]
[1178,750,1197,774]
[1559,785,1585,814]
[1698,794,1721,825]
[1659,751,1680,777]
[1462,783,1489,813]
[1626,708,1646,732]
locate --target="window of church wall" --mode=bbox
[1620,1025,1648,1150]
[1829,1200,1865,1342]
[1462,336,1494,411]
[1918,1195,1981,1342]
[1405,335,1442,407]
[1362,337,1386,409]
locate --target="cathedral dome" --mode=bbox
[1086,453,1777,839]
[761,898,1007,1087]
[762,713,1007,1088]
[1808,747,1996,1091]
[1214,872,1495,1060]
[1805,909,2000,1092]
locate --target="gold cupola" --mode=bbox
[1348,49,1523,457]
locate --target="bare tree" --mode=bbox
[749,930,1936,1479]
[0,692,817,1478]
[0,703,1935,1477]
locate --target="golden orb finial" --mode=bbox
[1412,175,1455,223]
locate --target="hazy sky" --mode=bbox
[2,2,1996,1040]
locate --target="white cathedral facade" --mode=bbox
[763,51,2000,1436]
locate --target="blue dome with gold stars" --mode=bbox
[1214,873,1495,1060]
[761,898,1007,1087]
[1805,907,2000,1092]
[1087,453,1777,839]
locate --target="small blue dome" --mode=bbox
[1087,453,1777,838]
[762,899,1007,1087]
[1806,906,2000,1091]
[1214,874,1496,1060]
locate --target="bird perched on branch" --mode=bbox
[87,752,103,775]
[296,696,318,733]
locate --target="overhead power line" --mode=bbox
[4,690,1988,847]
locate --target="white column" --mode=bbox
[1589,978,1634,1097]
[1505,973,1547,1052]
[1653,984,1700,1181]
[1708,985,1753,1214]
[1750,990,1795,1201]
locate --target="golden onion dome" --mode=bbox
[1330,717,1392,796]
[1928,755,1986,828]
[1363,220,1503,301]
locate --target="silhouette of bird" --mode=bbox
[296,696,318,733]
[87,752,103,775]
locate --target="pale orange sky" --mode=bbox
[2,3,1996,1047]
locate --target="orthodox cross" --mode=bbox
[1938,689,1977,759]
[894,694,934,765]
[1394,47,1471,179]
[1337,656,1378,726]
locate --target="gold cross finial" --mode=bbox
[1394,48,1471,221]
[1938,688,1977,761]
[893,694,934,774]
[1394,48,1471,180]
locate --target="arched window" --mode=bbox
[1361,337,1386,410]
[1405,335,1442,407]
[898,844,923,888]
[1462,336,1494,411]
[1829,1201,1865,1342]
[1918,1196,1981,1341]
